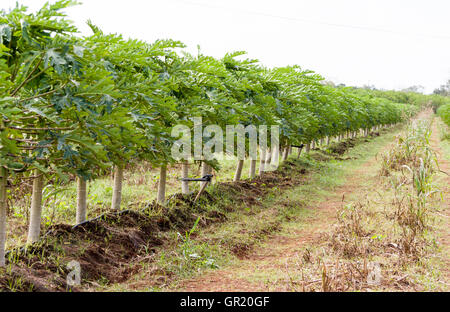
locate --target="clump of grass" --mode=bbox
[380,119,436,176]
[156,217,220,281]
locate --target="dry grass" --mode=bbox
[283,114,445,291]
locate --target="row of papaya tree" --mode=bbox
[0,1,432,266]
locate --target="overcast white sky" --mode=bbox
[3,0,450,93]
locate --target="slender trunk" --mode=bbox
[233,159,244,182]
[311,140,315,149]
[201,161,211,188]
[282,146,289,161]
[157,165,167,204]
[305,143,311,153]
[259,147,266,175]
[111,165,124,211]
[194,176,210,203]
[297,146,303,159]
[272,145,280,163]
[76,177,87,224]
[320,138,324,146]
[265,147,272,164]
[181,160,189,194]
[0,167,7,267]
[326,136,330,145]
[27,169,44,244]
[249,159,257,179]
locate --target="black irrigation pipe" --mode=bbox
[180,174,213,182]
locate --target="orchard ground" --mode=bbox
[1,114,448,292]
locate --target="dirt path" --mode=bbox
[175,139,387,291]
[429,120,450,286]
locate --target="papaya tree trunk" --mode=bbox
[76,177,87,224]
[0,167,7,267]
[297,146,303,159]
[249,159,257,179]
[200,161,212,188]
[305,143,311,153]
[157,165,167,204]
[233,160,244,182]
[111,165,124,211]
[265,147,272,164]
[27,169,44,244]
[272,145,280,164]
[259,147,266,175]
[282,146,289,161]
[181,160,189,195]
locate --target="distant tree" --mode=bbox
[363,84,377,90]
[433,80,450,96]
[402,85,424,93]
[323,80,336,87]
